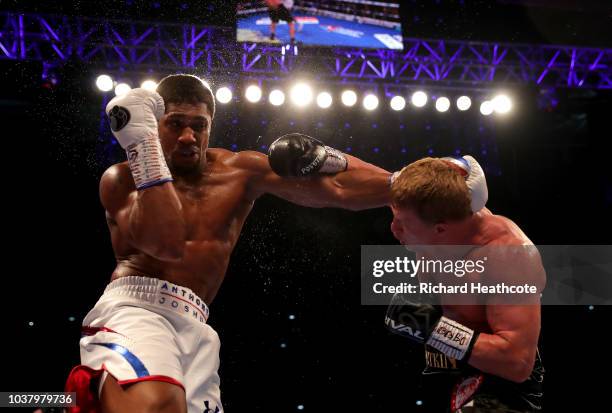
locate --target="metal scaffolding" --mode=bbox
[1,12,610,90]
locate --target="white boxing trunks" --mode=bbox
[65,276,222,413]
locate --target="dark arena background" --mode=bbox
[1,0,611,411]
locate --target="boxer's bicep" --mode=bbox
[100,165,136,237]
[485,303,540,356]
[100,164,185,260]
[468,250,541,380]
[464,248,542,381]
[467,303,539,382]
[482,247,543,348]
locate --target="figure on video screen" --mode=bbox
[265,0,296,43]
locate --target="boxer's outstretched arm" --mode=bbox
[239,151,392,210]
[466,250,545,382]
[100,163,185,261]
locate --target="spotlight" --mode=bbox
[316,92,332,109]
[411,91,427,107]
[269,89,285,106]
[363,94,379,111]
[480,101,494,116]
[341,90,357,107]
[290,83,313,107]
[114,82,132,97]
[492,94,512,114]
[390,96,406,111]
[457,96,472,111]
[95,74,113,92]
[140,80,157,91]
[245,85,262,103]
[216,87,233,104]
[435,97,450,112]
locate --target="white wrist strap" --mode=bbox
[426,316,475,361]
[125,133,173,190]
[319,146,348,174]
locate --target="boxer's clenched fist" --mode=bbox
[268,133,348,177]
[106,88,165,150]
[385,292,479,362]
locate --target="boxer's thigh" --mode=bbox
[183,324,222,412]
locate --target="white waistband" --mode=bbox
[103,276,210,324]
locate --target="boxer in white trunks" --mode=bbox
[65,74,488,413]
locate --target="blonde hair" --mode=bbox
[391,157,471,223]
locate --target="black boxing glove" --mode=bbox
[385,292,479,361]
[268,133,348,177]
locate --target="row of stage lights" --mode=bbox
[96,74,513,116]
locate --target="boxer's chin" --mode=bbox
[168,153,202,176]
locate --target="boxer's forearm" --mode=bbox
[254,143,391,209]
[467,333,535,383]
[345,154,390,174]
[330,168,392,210]
[327,155,391,209]
[129,183,186,261]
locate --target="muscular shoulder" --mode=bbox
[99,162,135,213]
[477,210,532,245]
[470,241,545,291]
[219,149,270,175]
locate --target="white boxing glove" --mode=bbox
[106,88,172,190]
[106,88,164,148]
[389,155,489,212]
[440,155,488,212]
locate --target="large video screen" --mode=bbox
[237,0,403,50]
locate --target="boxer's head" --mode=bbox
[156,74,215,176]
[390,157,472,246]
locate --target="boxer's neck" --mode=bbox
[171,149,213,184]
[438,212,486,246]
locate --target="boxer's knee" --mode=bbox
[100,374,187,413]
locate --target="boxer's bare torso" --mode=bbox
[392,207,546,381]
[440,209,545,333]
[398,207,545,336]
[101,99,390,306]
[105,149,262,304]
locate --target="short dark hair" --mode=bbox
[156,74,215,118]
[391,157,471,223]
